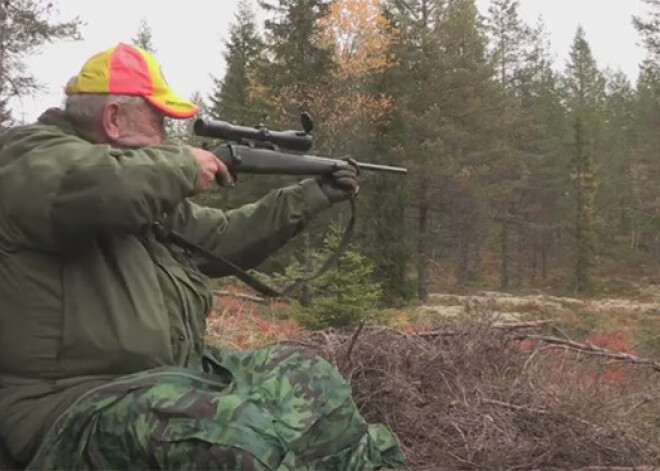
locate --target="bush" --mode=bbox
[274,224,383,329]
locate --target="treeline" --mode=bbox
[5,0,660,305]
[200,0,660,303]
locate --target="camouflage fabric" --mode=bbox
[27,345,405,470]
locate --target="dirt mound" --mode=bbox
[294,314,660,470]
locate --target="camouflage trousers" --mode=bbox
[27,345,405,470]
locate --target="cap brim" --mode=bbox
[145,92,200,119]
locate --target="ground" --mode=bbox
[207,285,660,469]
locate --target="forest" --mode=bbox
[163,0,660,309]
[193,0,660,307]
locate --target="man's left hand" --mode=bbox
[317,160,359,203]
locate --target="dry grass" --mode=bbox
[205,290,300,350]
[289,314,660,470]
[202,294,660,469]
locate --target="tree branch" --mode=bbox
[213,290,268,305]
[516,334,660,373]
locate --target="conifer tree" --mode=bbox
[258,0,333,89]
[0,0,81,127]
[209,0,265,124]
[564,27,604,292]
[514,20,570,284]
[131,18,157,53]
[485,0,532,288]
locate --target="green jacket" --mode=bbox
[0,108,331,464]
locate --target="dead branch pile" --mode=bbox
[292,315,660,470]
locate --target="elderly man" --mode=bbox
[0,43,403,470]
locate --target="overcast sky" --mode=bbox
[9,0,650,123]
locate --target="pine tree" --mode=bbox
[485,0,532,288]
[0,0,81,127]
[279,224,383,329]
[131,18,157,53]
[634,0,660,65]
[256,0,335,120]
[564,27,604,292]
[632,0,660,263]
[515,20,570,284]
[382,0,444,301]
[258,0,333,89]
[600,70,636,238]
[208,0,265,124]
[486,0,530,88]
[628,63,660,258]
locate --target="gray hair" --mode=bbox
[64,91,146,133]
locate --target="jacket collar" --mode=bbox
[37,108,78,136]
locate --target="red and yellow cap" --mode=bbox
[65,43,199,119]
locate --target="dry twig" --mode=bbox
[292,316,660,468]
[417,319,556,338]
[343,321,365,369]
[213,290,267,305]
[572,467,660,471]
[517,334,660,373]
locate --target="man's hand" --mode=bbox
[317,160,360,203]
[190,147,234,191]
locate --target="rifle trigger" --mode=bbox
[227,144,242,167]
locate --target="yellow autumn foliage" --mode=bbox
[318,0,398,79]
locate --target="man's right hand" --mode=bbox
[190,147,234,191]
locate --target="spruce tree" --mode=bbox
[209,0,265,124]
[131,18,157,53]
[485,0,532,288]
[600,70,636,238]
[258,0,333,89]
[564,27,604,292]
[515,20,570,284]
[382,0,444,301]
[0,0,81,127]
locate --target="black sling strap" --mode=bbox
[153,198,356,299]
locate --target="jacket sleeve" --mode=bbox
[166,179,332,276]
[0,125,198,251]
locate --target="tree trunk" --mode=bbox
[456,226,470,285]
[515,228,524,286]
[531,236,538,284]
[501,217,510,289]
[417,202,429,302]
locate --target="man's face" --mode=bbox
[111,100,167,147]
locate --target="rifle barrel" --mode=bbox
[356,162,408,174]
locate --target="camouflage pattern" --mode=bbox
[27,345,405,470]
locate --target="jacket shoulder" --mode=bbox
[0,122,68,154]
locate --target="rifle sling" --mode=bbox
[280,197,356,297]
[153,197,356,299]
[152,222,281,297]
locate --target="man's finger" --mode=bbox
[215,159,235,187]
[334,177,358,188]
[343,157,360,175]
[332,168,358,180]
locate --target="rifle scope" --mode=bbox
[193,118,313,153]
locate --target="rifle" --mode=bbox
[192,112,408,179]
[161,113,407,298]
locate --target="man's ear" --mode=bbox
[101,102,122,142]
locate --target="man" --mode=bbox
[0,43,404,470]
